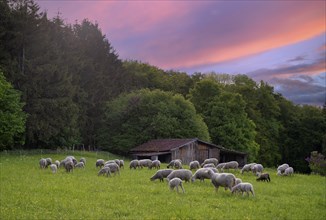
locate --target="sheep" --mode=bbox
[66,156,77,165]
[59,157,72,168]
[277,163,289,175]
[39,158,47,169]
[231,182,255,196]
[119,160,124,169]
[189,160,200,170]
[208,170,236,192]
[203,163,216,168]
[216,163,226,171]
[166,169,192,182]
[150,169,174,182]
[104,163,120,175]
[65,160,74,173]
[96,159,105,168]
[98,167,111,177]
[167,159,182,169]
[240,163,257,174]
[169,177,185,193]
[221,161,239,172]
[105,160,117,165]
[114,159,121,167]
[75,162,85,168]
[191,168,214,182]
[54,160,60,169]
[283,167,294,176]
[251,164,264,175]
[235,177,242,185]
[129,160,140,169]
[45,158,52,167]
[256,173,271,182]
[50,164,57,173]
[80,158,86,166]
[149,160,161,169]
[139,159,152,168]
[201,158,219,167]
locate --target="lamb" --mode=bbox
[150,169,174,182]
[201,158,219,167]
[50,164,57,173]
[149,160,161,169]
[104,163,120,175]
[231,182,255,196]
[39,158,47,169]
[283,167,294,176]
[75,162,85,168]
[208,170,236,192]
[64,160,74,173]
[139,159,152,168]
[45,158,52,167]
[98,167,111,177]
[235,177,242,185]
[240,163,257,174]
[54,160,60,169]
[251,164,264,175]
[167,159,182,169]
[191,168,214,182]
[203,163,216,168]
[256,173,271,182]
[189,160,200,170]
[129,160,140,169]
[96,159,105,168]
[119,160,124,169]
[80,158,86,166]
[169,177,185,193]
[166,169,192,182]
[221,161,239,172]
[277,163,289,175]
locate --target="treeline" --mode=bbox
[0,0,325,172]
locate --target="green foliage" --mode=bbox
[98,89,210,154]
[306,151,326,176]
[0,152,326,219]
[0,71,26,149]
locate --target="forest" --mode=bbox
[0,0,325,173]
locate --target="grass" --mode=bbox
[0,151,325,220]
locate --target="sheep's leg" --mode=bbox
[180,183,185,193]
[215,187,219,193]
[176,186,179,193]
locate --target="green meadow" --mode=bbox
[0,151,325,220]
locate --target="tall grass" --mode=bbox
[0,151,325,219]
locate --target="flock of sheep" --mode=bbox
[39,156,294,197]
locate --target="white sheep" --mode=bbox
[75,162,85,168]
[221,161,239,172]
[80,158,86,166]
[169,177,185,193]
[150,169,174,182]
[251,164,264,175]
[208,170,236,192]
[50,164,57,173]
[166,169,192,182]
[104,163,120,175]
[119,160,124,169]
[149,160,161,169]
[54,160,60,169]
[231,182,255,196]
[240,163,257,174]
[114,159,121,167]
[283,167,294,176]
[189,160,200,170]
[216,163,226,171]
[277,163,289,175]
[98,167,111,177]
[191,168,214,182]
[167,159,182,169]
[235,177,242,185]
[203,163,216,168]
[139,159,152,168]
[39,158,47,169]
[201,158,219,167]
[96,159,105,168]
[64,160,74,173]
[45,158,52,167]
[129,160,140,169]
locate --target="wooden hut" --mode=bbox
[129,138,247,166]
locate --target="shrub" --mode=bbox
[306,151,326,176]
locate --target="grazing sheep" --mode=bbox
[45,158,52,167]
[201,158,219,167]
[104,163,120,175]
[50,164,57,173]
[39,158,47,169]
[80,158,86,166]
[251,164,264,175]
[235,177,242,185]
[150,169,174,182]
[216,163,226,171]
[129,160,140,169]
[240,163,257,174]
[209,168,219,173]
[98,167,111,177]
[191,168,214,182]
[54,160,60,169]
[221,161,239,172]
[256,173,271,182]
[114,159,121,167]
[60,157,73,168]
[231,182,255,196]
[149,160,161,169]
[75,162,85,168]
[208,170,236,192]
[96,159,105,168]
[189,161,200,170]
[167,159,182,169]
[139,159,152,168]
[119,160,124,169]
[203,163,216,168]
[66,156,77,165]
[277,163,289,175]
[65,160,74,173]
[283,167,294,176]
[105,160,117,165]
[166,169,192,182]
[169,177,185,193]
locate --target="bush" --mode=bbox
[306,151,326,176]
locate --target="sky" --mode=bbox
[36,0,326,106]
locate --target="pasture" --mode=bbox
[0,151,325,220]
